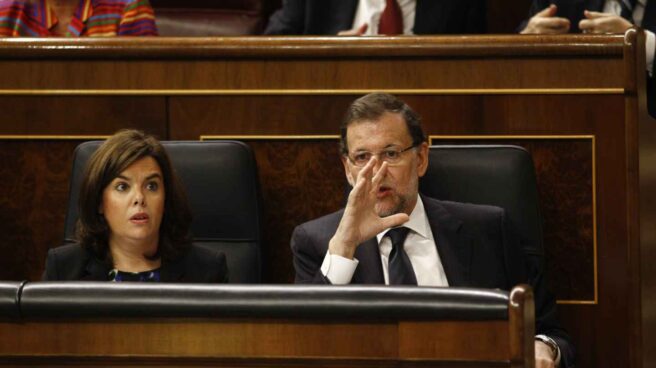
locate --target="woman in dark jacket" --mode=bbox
[43,129,228,283]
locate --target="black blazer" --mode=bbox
[43,243,229,283]
[290,195,575,367]
[265,0,486,35]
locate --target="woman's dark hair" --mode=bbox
[76,129,192,262]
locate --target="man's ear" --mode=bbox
[341,155,355,186]
[416,142,429,178]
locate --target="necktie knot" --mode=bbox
[385,227,410,248]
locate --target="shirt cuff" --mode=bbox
[320,250,359,285]
[535,334,561,366]
[646,30,655,76]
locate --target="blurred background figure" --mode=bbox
[0,0,158,36]
[265,0,486,35]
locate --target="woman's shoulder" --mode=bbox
[47,243,90,258]
[43,243,95,281]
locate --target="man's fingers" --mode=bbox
[536,4,557,18]
[580,16,632,33]
[350,157,376,200]
[380,213,410,229]
[537,17,570,32]
[355,156,376,183]
[583,10,609,19]
[338,23,369,36]
[578,19,596,31]
[370,161,388,194]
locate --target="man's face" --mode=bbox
[342,112,429,217]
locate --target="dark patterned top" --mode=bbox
[108,268,160,282]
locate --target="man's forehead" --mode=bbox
[346,113,411,146]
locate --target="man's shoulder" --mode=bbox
[421,195,505,232]
[423,195,503,217]
[295,208,345,235]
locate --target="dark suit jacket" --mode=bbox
[291,195,574,367]
[265,0,486,35]
[43,243,229,283]
[522,0,656,117]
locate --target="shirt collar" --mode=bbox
[376,195,430,243]
[39,0,92,35]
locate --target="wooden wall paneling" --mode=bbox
[0,57,624,91]
[0,317,528,367]
[0,36,625,92]
[0,96,167,136]
[0,140,80,281]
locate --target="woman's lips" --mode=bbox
[130,213,149,224]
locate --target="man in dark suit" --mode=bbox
[290,93,574,368]
[264,0,485,35]
[520,0,656,117]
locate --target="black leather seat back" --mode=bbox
[63,141,261,283]
[419,145,544,263]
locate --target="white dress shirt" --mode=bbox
[320,195,449,286]
[604,0,655,75]
[351,0,417,35]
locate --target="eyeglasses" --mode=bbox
[346,143,418,167]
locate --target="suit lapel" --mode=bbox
[322,0,358,35]
[643,0,656,31]
[352,238,385,284]
[422,196,471,287]
[414,0,443,34]
[586,0,604,12]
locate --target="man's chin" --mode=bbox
[375,200,402,218]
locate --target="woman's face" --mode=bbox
[101,156,165,248]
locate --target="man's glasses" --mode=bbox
[346,143,418,167]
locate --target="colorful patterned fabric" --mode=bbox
[0,0,157,37]
[109,268,161,282]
